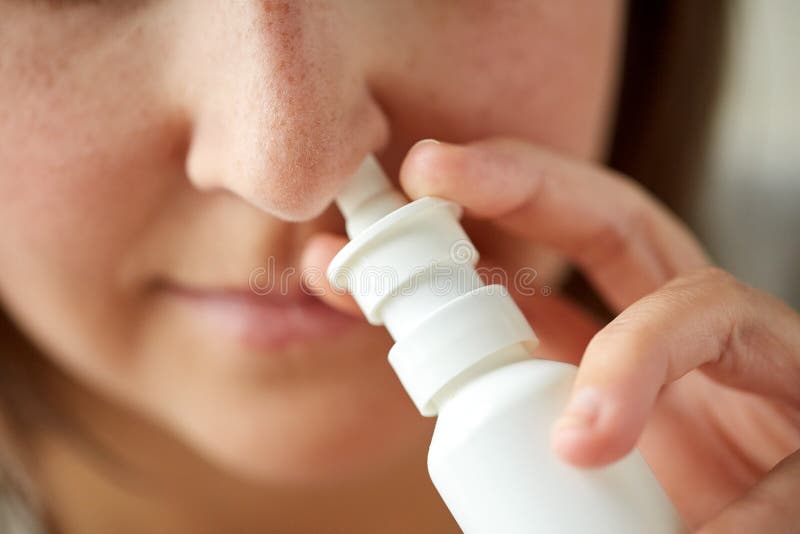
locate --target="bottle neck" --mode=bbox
[427,342,533,414]
[329,157,540,417]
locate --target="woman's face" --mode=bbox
[0,0,621,483]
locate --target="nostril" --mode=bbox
[225,148,374,223]
[185,112,234,195]
[185,126,392,224]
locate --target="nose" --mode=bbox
[182,1,390,221]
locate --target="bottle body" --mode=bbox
[330,157,683,533]
[429,358,684,534]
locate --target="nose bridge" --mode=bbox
[186,1,389,220]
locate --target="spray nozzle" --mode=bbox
[335,155,407,239]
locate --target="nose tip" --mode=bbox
[231,109,389,221]
[183,2,390,222]
[187,86,389,223]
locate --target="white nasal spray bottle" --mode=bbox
[327,155,683,534]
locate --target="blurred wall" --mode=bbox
[697,0,800,307]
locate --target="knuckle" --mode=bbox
[656,266,747,327]
[587,311,659,359]
[580,196,651,268]
[663,266,754,366]
[678,265,747,297]
[692,265,733,284]
[744,487,794,525]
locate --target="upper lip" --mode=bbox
[156,279,318,306]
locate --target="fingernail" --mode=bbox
[415,138,441,146]
[552,389,603,454]
[555,388,602,431]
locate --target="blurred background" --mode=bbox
[697,0,799,308]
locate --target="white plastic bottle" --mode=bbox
[327,155,684,534]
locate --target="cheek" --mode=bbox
[0,3,190,377]
[0,122,183,296]
[0,58,184,398]
[378,0,622,170]
[0,123,184,392]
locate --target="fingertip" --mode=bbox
[299,232,347,272]
[551,423,636,468]
[297,233,338,299]
[400,138,466,200]
[401,138,533,219]
[551,389,643,468]
[299,232,363,317]
[551,387,609,467]
[551,422,603,467]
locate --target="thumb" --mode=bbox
[697,448,800,534]
[299,232,363,317]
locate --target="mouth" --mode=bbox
[159,280,361,351]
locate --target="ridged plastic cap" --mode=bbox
[388,285,538,415]
[329,155,538,415]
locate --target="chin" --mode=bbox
[169,370,435,488]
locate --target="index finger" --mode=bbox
[400,138,710,312]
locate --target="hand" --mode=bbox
[303,138,800,532]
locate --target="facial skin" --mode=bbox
[0,0,621,530]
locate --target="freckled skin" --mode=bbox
[0,0,621,529]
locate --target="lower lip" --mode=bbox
[163,286,361,350]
